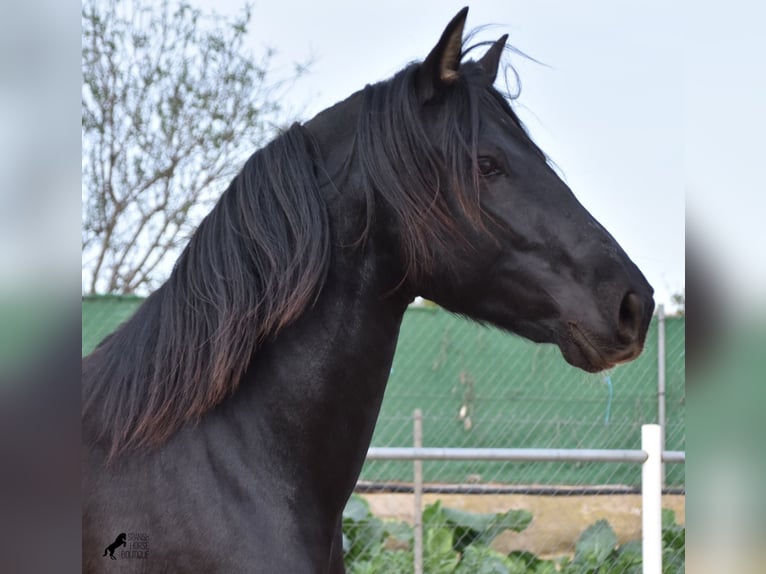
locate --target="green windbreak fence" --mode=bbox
[82,295,144,354]
[82,296,685,487]
[366,307,684,487]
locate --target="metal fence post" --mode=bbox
[642,424,663,574]
[657,304,667,487]
[413,409,423,574]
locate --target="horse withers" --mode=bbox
[82,7,653,572]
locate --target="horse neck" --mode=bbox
[226,103,412,514]
[227,236,410,516]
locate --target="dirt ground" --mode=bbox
[361,492,685,557]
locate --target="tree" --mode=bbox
[82,0,307,294]
[671,289,685,316]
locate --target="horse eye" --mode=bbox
[477,156,502,177]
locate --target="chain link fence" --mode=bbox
[362,305,684,485]
[350,304,685,573]
[82,296,685,572]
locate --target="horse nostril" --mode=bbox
[617,291,643,342]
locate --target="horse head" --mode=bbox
[309,7,654,373]
[414,8,654,372]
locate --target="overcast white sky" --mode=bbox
[198,0,686,308]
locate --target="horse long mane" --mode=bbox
[83,124,330,459]
[83,41,540,460]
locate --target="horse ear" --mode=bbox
[477,34,508,84]
[417,7,469,102]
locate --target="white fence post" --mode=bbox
[413,409,423,574]
[642,424,663,574]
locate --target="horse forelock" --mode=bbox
[82,124,331,460]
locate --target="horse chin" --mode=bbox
[559,340,609,373]
[559,325,615,373]
[559,323,645,373]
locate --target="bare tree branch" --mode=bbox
[82,0,308,294]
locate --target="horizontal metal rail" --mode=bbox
[355,482,687,496]
[662,450,685,463]
[366,447,685,464]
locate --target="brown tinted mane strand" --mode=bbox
[82,124,330,460]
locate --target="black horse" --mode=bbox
[82,8,653,573]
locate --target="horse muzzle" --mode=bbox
[560,289,655,373]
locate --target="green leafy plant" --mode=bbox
[341,496,684,574]
[342,494,414,570]
[423,527,460,574]
[568,519,618,572]
[661,509,685,574]
[343,495,533,573]
[557,511,685,574]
